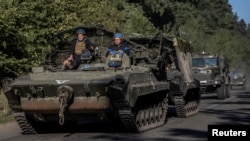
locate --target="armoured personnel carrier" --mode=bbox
[3,25,200,134]
[192,52,230,99]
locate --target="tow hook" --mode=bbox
[57,85,73,125]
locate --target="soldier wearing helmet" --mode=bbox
[106,33,130,69]
[62,28,95,70]
[106,33,130,57]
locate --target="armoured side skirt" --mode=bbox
[21,96,110,114]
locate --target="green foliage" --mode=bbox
[1,0,250,86]
[0,88,12,120]
[121,3,157,34]
[0,115,14,124]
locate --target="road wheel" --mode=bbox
[217,84,226,99]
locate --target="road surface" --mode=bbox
[1,85,249,141]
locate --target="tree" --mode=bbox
[1,0,250,86]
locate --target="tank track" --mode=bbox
[174,89,200,118]
[114,93,168,132]
[12,110,37,134]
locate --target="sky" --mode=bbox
[228,0,250,24]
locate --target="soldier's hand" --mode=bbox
[67,56,73,61]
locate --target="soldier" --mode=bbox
[106,33,130,68]
[62,28,95,70]
[106,33,130,57]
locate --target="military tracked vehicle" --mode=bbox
[3,25,200,134]
[192,52,230,99]
[127,34,201,118]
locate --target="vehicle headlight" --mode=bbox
[200,70,212,74]
[214,80,220,84]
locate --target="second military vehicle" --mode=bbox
[127,34,201,118]
[229,69,246,90]
[192,52,230,99]
[3,25,200,134]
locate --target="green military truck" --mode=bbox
[229,69,246,90]
[192,52,230,99]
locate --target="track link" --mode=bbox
[174,89,200,118]
[115,93,168,132]
[12,111,37,134]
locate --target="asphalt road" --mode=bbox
[1,84,249,141]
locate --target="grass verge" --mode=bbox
[0,114,15,124]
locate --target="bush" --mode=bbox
[0,89,11,117]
